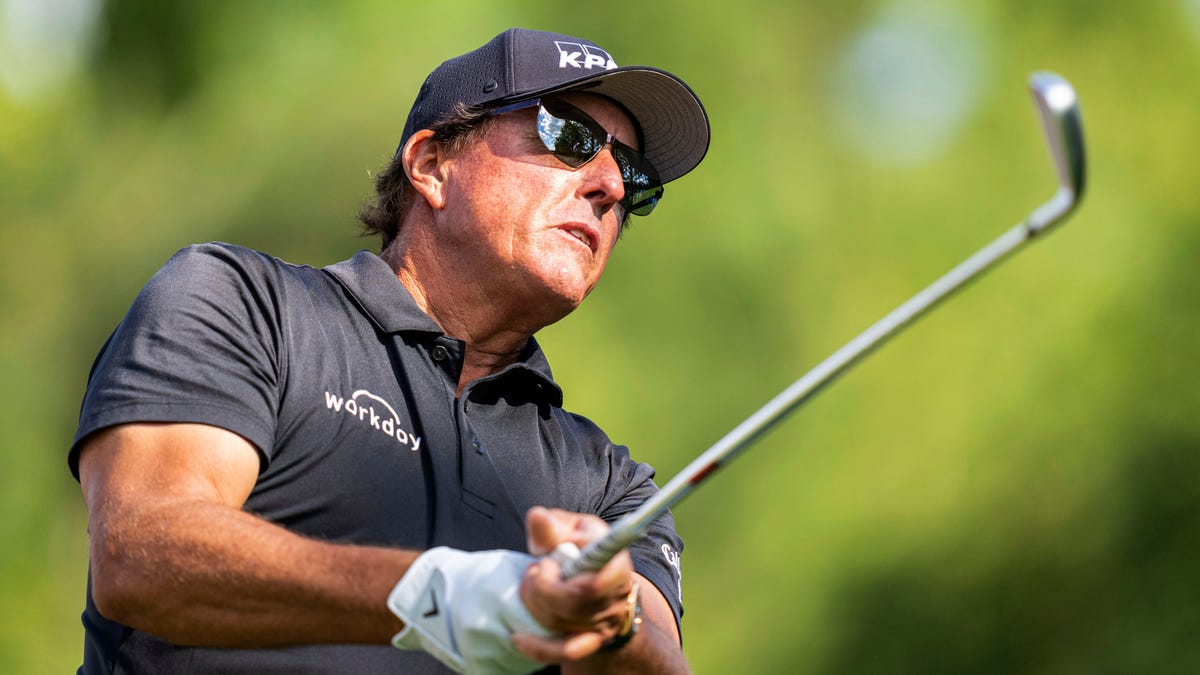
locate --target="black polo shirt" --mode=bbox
[70,243,684,674]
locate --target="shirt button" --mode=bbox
[471,438,483,454]
[432,345,450,362]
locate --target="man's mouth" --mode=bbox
[559,224,598,253]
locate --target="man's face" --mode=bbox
[432,93,637,323]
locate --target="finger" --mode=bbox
[586,548,634,594]
[521,556,590,631]
[525,506,568,556]
[565,512,609,546]
[536,512,629,594]
[521,557,628,634]
[513,629,606,664]
[528,507,614,555]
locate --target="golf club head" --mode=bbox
[1027,72,1087,233]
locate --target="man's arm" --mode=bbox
[80,423,663,668]
[78,421,411,646]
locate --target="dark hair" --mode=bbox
[358,103,496,249]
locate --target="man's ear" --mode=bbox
[402,129,448,211]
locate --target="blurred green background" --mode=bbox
[4,0,1198,672]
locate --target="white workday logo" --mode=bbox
[323,389,422,452]
[554,41,617,71]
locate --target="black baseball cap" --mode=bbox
[397,28,710,185]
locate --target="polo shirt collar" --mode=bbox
[324,250,564,406]
[324,250,442,334]
[485,339,565,408]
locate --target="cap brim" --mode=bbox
[519,67,710,185]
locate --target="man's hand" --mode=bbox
[513,507,638,663]
[385,507,633,674]
[388,506,689,674]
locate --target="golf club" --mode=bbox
[558,71,1087,578]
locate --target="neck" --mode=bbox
[381,236,550,395]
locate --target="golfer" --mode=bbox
[70,27,708,674]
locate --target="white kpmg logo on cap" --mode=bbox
[554,41,617,70]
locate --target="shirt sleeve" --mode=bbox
[69,243,284,478]
[596,445,686,629]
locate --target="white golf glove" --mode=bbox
[387,547,555,674]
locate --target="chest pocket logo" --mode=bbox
[323,389,423,452]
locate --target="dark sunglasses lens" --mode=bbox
[538,100,664,216]
[622,186,663,216]
[537,109,602,167]
[614,146,662,216]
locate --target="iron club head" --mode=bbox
[1027,72,1087,233]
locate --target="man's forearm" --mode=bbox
[89,497,414,647]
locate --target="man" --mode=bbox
[70,27,709,674]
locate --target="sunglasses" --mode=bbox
[489,98,664,217]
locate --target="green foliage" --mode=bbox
[3,0,1197,671]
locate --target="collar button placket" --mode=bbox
[429,339,464,384]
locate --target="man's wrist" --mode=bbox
[601,582,642,651]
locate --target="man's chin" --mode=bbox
[527,284,592,327]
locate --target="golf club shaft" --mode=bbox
[559,72,1084,579]
[562,216,1050,576]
